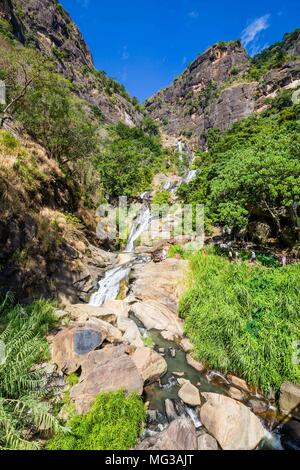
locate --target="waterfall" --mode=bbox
[89,264,131,307]
[182,169,198,184]
[125,205,152,253]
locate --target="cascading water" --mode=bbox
[125,205,152,253]
[89,264,131,307]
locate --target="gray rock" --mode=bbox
[136,418,198,450]
[165,399,178,422]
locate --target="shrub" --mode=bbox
[179,250,300,392]
[47,391,146,450]
[0,296,62,449]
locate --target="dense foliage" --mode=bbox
[48,391,145,450]
[97,122,169,199]
[0,295,63,449]
[179,249,300,392]
[177,95,300,243]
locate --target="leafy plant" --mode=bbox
[0,297,63,449]
[47,391,145,450]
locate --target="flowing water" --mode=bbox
[88,147,290,449]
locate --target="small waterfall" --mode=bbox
[89,264,131,307]
[125,205,152,253]
[185,406,202,429]
[182,169,198,184]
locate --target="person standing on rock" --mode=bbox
[250,251,256,264]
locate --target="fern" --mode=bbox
[0,298,63,449]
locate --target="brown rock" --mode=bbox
[64,303,116,323]
[51,323,107,374]
[178,381,201,406]
[71,346,143,414]
[200,393,266,450]
[180,338,194,353]
[228,387,245,401]
[137,418,198,450]
[131,300,183,336]
[227,374,250,392]
[132,347,167,383]
[279,382,300,418]
[198,432,219,450]
[186,354,206,372]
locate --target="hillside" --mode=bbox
[0,0,142,125]
[146,30,300,148]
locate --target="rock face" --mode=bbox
[178,381,201,406]
[0,0,142,125]
[132,347,167,383]
[197,432,219,451]
[146,33,300,148]
[279,382,300,418]
[71,345,143,414]
[200,393,266,450]
[137,418,198,450]
[131,300,184,337]
[51,322,107,373]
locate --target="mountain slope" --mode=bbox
[0,0,142,125]
[146,31,300,148]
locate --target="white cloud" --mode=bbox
[188,11,199,19]
[241,14,271,47]
[121,46,130,61]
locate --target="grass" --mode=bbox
[47,391,146,450]
[179,248,300,392]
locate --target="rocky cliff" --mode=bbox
[146,32,300,148]
[0,0,142,125]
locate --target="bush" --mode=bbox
[47,391,146,450]
[179,250,300,392]
[0,296,62,449]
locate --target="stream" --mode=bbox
[87,150,291,451]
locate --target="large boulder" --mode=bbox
[197,431,219,450]
[200,393,266,450]
[51,321,107,374]
[279,382,300,418]
[121,319,144,348]
[64,303,116,323]
[178,381,201,406]
[131,300,183,337]
[136,418,198,450]
[71,345,143,414]
[186,354,206,372]
[132,347,167,383]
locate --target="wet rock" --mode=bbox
[200,393,266,450]
[186,354,206,373]
[51,323,107,374]
[173,371,185,377]
[169,348,176,358]
[71,345,143,414]
[136,417,198,450]
[121,319,144,348]
[228,387,245,401]
[165,399,178,423]
[131,300,184,337]
[132,347,167,383]
[248,399,269,415]
[279,382,300,418]
[197,431,219,450]
[180,338,194,353]
[227,374,251,393]
[161,330,176,341]
[281,420,300,450]
[178,381,201,407]
[64,303,116,323]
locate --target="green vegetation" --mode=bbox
[48,391,145,450]
[0,295,63,449]
[247,28,300,81]
[180,249,300,392]
[97,121,168,199]
[177,95,300,243]
[152,190,171,205]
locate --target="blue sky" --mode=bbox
[60,0,300,102]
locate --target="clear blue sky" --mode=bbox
[60,0,300,102]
